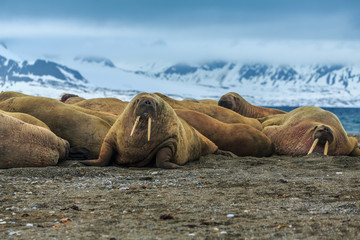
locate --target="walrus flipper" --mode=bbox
[155,147,182,169]
[80,142,114,166]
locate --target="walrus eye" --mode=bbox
[314,126,318,130]
[233,96,237,101]
[136,99,139,103]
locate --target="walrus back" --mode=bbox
[0,112,69,168]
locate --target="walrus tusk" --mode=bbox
[307,138,319,155]
[130,116,140,136]
[148,117,151,141]
[324,141,329,155]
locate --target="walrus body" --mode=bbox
[0,110,50,129]
[0,112,69,168]
[155,93,262,130]
[218,92,286,118]
[0,96,111,159]
[81,93,218,169]
[182,98,218,105]
[70,97,128,116]
[260,106,360,156]
[175,109,273,157]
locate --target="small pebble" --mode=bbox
[188,233,196,236]
[227,214,234,218]
[26,223,34,227]
[220,231,227,234]
[9,231,18,236]
[336,172,343,175]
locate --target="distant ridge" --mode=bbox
[1,44,360,107]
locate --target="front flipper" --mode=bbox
[80,141,114,166]
[155,147,182,169]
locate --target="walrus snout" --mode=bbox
[314,125,334,145]
[308,125,334,155]
[136,97,158,117]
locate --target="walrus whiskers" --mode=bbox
[307,138,319,155]
[130,116,140,136]
[148,117,151,141]
[324,141,329,155]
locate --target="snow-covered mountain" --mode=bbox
[1,43,360,106]
[135,62,360,107]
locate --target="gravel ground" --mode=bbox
[1,150,360,239]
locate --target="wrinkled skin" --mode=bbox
[0,95,111,159]
[218,92,286,118]
[260,106,360,156]
[154,93,263,131]
[81,93,218,169]
[175,109,274,157]
[0,112,69,168]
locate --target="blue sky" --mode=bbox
[1,0,360,65]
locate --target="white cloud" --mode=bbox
[1,19,360,65]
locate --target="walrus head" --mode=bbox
[307,125,335,155]
[218,92,237,111]
[60,93,79,103]
[130,95,160,141]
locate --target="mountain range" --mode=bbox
[1,44,360,107]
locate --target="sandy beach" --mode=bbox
[1,144,360,239]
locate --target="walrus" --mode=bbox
[0,112,70,168]
[0,91,28,101]
[67,97,128,116]
[218,92,286,118]
[0,110,50,129]
[175,109,273,157]
[260,106,360,156]
[0,95,112,159]
[154,93,262,130]
[1,92,117,125]
[182,98,218,105]
[60,93,85,104]
[81,93,218,169]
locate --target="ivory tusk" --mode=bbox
[324,141,329,156]
[130,116,140,136]
[148,117,151,141]
[307,138,319,155]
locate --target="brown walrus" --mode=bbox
[182,98,218,105]
[260,106,360,156]
[66,96,128,116]
[81,93,218,169]
[175,109,273,157]
[0,110,50,129]
[0,95,112,159]
[0,91,117,126]
[154,93,263,130]
[218,92,286,118]
[0,112,70,168]
[0,91,28,101]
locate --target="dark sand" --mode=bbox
[1,146,360,239]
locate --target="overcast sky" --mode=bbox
[1,0,360,65]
